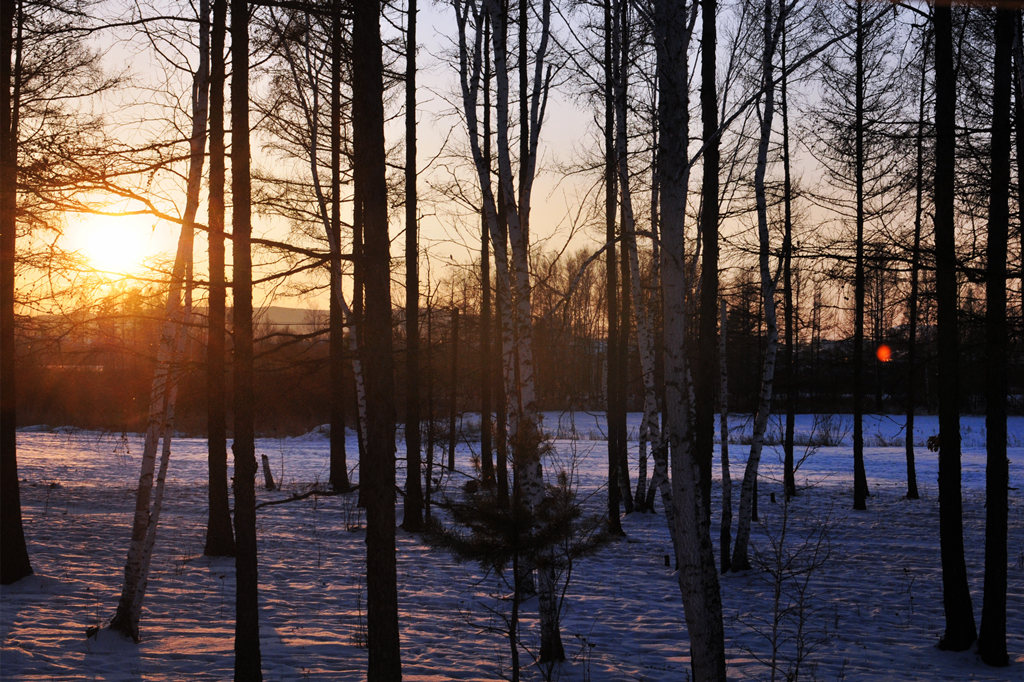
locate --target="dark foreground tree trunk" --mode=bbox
[978,6,1011,668]
[905,28,928,503]
[696,0,720,520]
[231,0,262,676]
[852,0,868,512]
[0,0,31,586]
[329,0,350,495]
[353,2,402,678]
[402,0,423,529]
[603,0,623,536]
[933,2,976,652]
[204,0,234,558]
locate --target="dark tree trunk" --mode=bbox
[933,2,976,652]
[719,299,731,574]
[353,173,367,499]
[603,0,623,535]
[696,0,719,520]
[479,14,494,486]
[402,0,423,529]
[353,2,402,677]
[978,6,1011,667]
[447,306,459,473]
[329,0,350,495]
[230,0,262,676]
[424,298,434,519]
[852,0,868,511]
[204,0,234,557]
[617,183,633,514]
[781,24,795,501]
[905,28,928,503]
[0,0,31,586]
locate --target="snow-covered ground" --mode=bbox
[2,413,1022,680]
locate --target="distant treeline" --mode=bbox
[15,270,1024,435]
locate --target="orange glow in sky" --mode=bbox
[876,344,892,363]
[64,214,162,278]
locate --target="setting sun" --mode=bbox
[65,215,157,277]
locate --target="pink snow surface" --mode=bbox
[1,413,1022,680]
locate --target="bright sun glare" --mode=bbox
[66,215,155,277]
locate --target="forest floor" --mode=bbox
[1,413,1022,680]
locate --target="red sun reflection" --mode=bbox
[876,344,892,363]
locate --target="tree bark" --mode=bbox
[0,0,31,586]
[852,0,868,512]
[402,0,424,530]
[447,306,459,472]
[604,0,623,535]
[329,0,351,495]
[479,12,494,488]
[111,5,208,637]
[780,22,796,502]
[654,0,726,678]
[484,0,563,661]
[719,299,731,574]
[905,27,928,503]
[695,0,720,521]
[731,0,783,573]
[978,6,1011,667]
[933,1,976,652]
[353,2,402,677]
[230,0,262,676]
[204,0,234,558]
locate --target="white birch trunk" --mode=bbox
[654,0,726,677]
[452,0,561,658]
[135,287,193,615]
[111,7,208,639]
[731,0,783,572]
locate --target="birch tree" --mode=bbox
[653,0,726,677]
[614,0,665,523]
[731,0,791,573]
[452,0,564,662]
[110,2,209,640]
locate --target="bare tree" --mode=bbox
[978,5,1012,667]
[653,0,726,677]
[0,0,31,586]
[731,0,790,573]
[204,0,234,558]
[110,1,209,639]
[353,1,402,676]
[402,0,425,530]
[231,0,262,674]
[933,0,975,652]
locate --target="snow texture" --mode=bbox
[2,413,1022,680]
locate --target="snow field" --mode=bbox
[1,413,1022,680]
